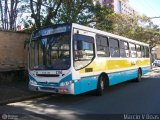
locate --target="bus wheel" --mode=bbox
[95,75,106,96]
[135,69,142,82]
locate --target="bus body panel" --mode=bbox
[74,76,98,95]
[108,69,137,85]
[79,57,150,86]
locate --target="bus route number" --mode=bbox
[56,70,62,75]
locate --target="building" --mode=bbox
[151,46,160,61]
[96,0,136,16]
[155,46,160,59]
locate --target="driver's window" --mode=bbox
[73,34,95,70]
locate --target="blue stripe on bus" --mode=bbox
[37,82,58,86]
[108,69,137,86]
[59,74,72,83]
[142,67,151,75]
[74,76,98,95]
[74,67,151,94]
[108,67,151,86]
[29,74,36,82]
[29,67,150,94]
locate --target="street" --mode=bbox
[0,0,160,120]
[0,70,160,120]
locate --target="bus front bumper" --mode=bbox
[29,83,74,95]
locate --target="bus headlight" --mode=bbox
[60,81,73,87]
[29,80,37,85]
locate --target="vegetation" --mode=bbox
[0,1,159,47]
[92,4,113,32]
[0,0,20,30]
[108,14,160,48]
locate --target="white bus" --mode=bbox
[28,23,150,95]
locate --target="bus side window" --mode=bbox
[119,40,129,57]
[145,46,149,58]
[129,43,136,58]
[136,45,141,58]
[141,46,145,58]
[109,38,120,57]
[73,34,95,70]
[96,35,110,57]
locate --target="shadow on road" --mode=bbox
[0,76,160,120]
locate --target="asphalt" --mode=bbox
[0,67,159,106]
[0,80,50,105]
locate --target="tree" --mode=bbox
[0,0,4,29]
[55,0,94,25]
[43,0,62,26]
[4,0,9,30]
[28,0,114,30]
[108,13,160,48]
[30,0,42,28]
[29,0,62,28]
[0,0,24,30]
[9,0,19,30]
[93,4,113,32]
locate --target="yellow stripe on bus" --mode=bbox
[80,59,150,74]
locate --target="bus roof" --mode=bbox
[32,23,149,47]
[72,23,149,47]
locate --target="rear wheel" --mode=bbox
[135,69,142,82]
[95,75,106,96]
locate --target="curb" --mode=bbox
[0,93,51,105]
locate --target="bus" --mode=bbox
[28,23,151,95]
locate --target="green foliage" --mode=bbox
[28,0,113,30]
[53,0,94,25]
[93,4,114,32]
[21,0,160,47]
[108,14,160,48]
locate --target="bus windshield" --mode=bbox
[29,32,71,70]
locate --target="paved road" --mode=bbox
[0,70,160,120]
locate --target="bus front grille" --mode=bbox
[39,87,58,92]
[36,74,59,77]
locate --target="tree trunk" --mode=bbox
[0,0,4,29]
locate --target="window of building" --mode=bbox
[109,38,120,57]
[96,35,110,57]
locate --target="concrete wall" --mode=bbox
[0,31,30,72]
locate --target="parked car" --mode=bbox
[152,60,160,67]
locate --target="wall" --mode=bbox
[0,31,30,72]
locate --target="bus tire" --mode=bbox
[95,74,107,96]
[135,69,142,82]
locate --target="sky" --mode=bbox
[129,0,160,26]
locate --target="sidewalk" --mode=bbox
[143,67,160,78]
[0,67,160,105]
[0,80,50,105]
